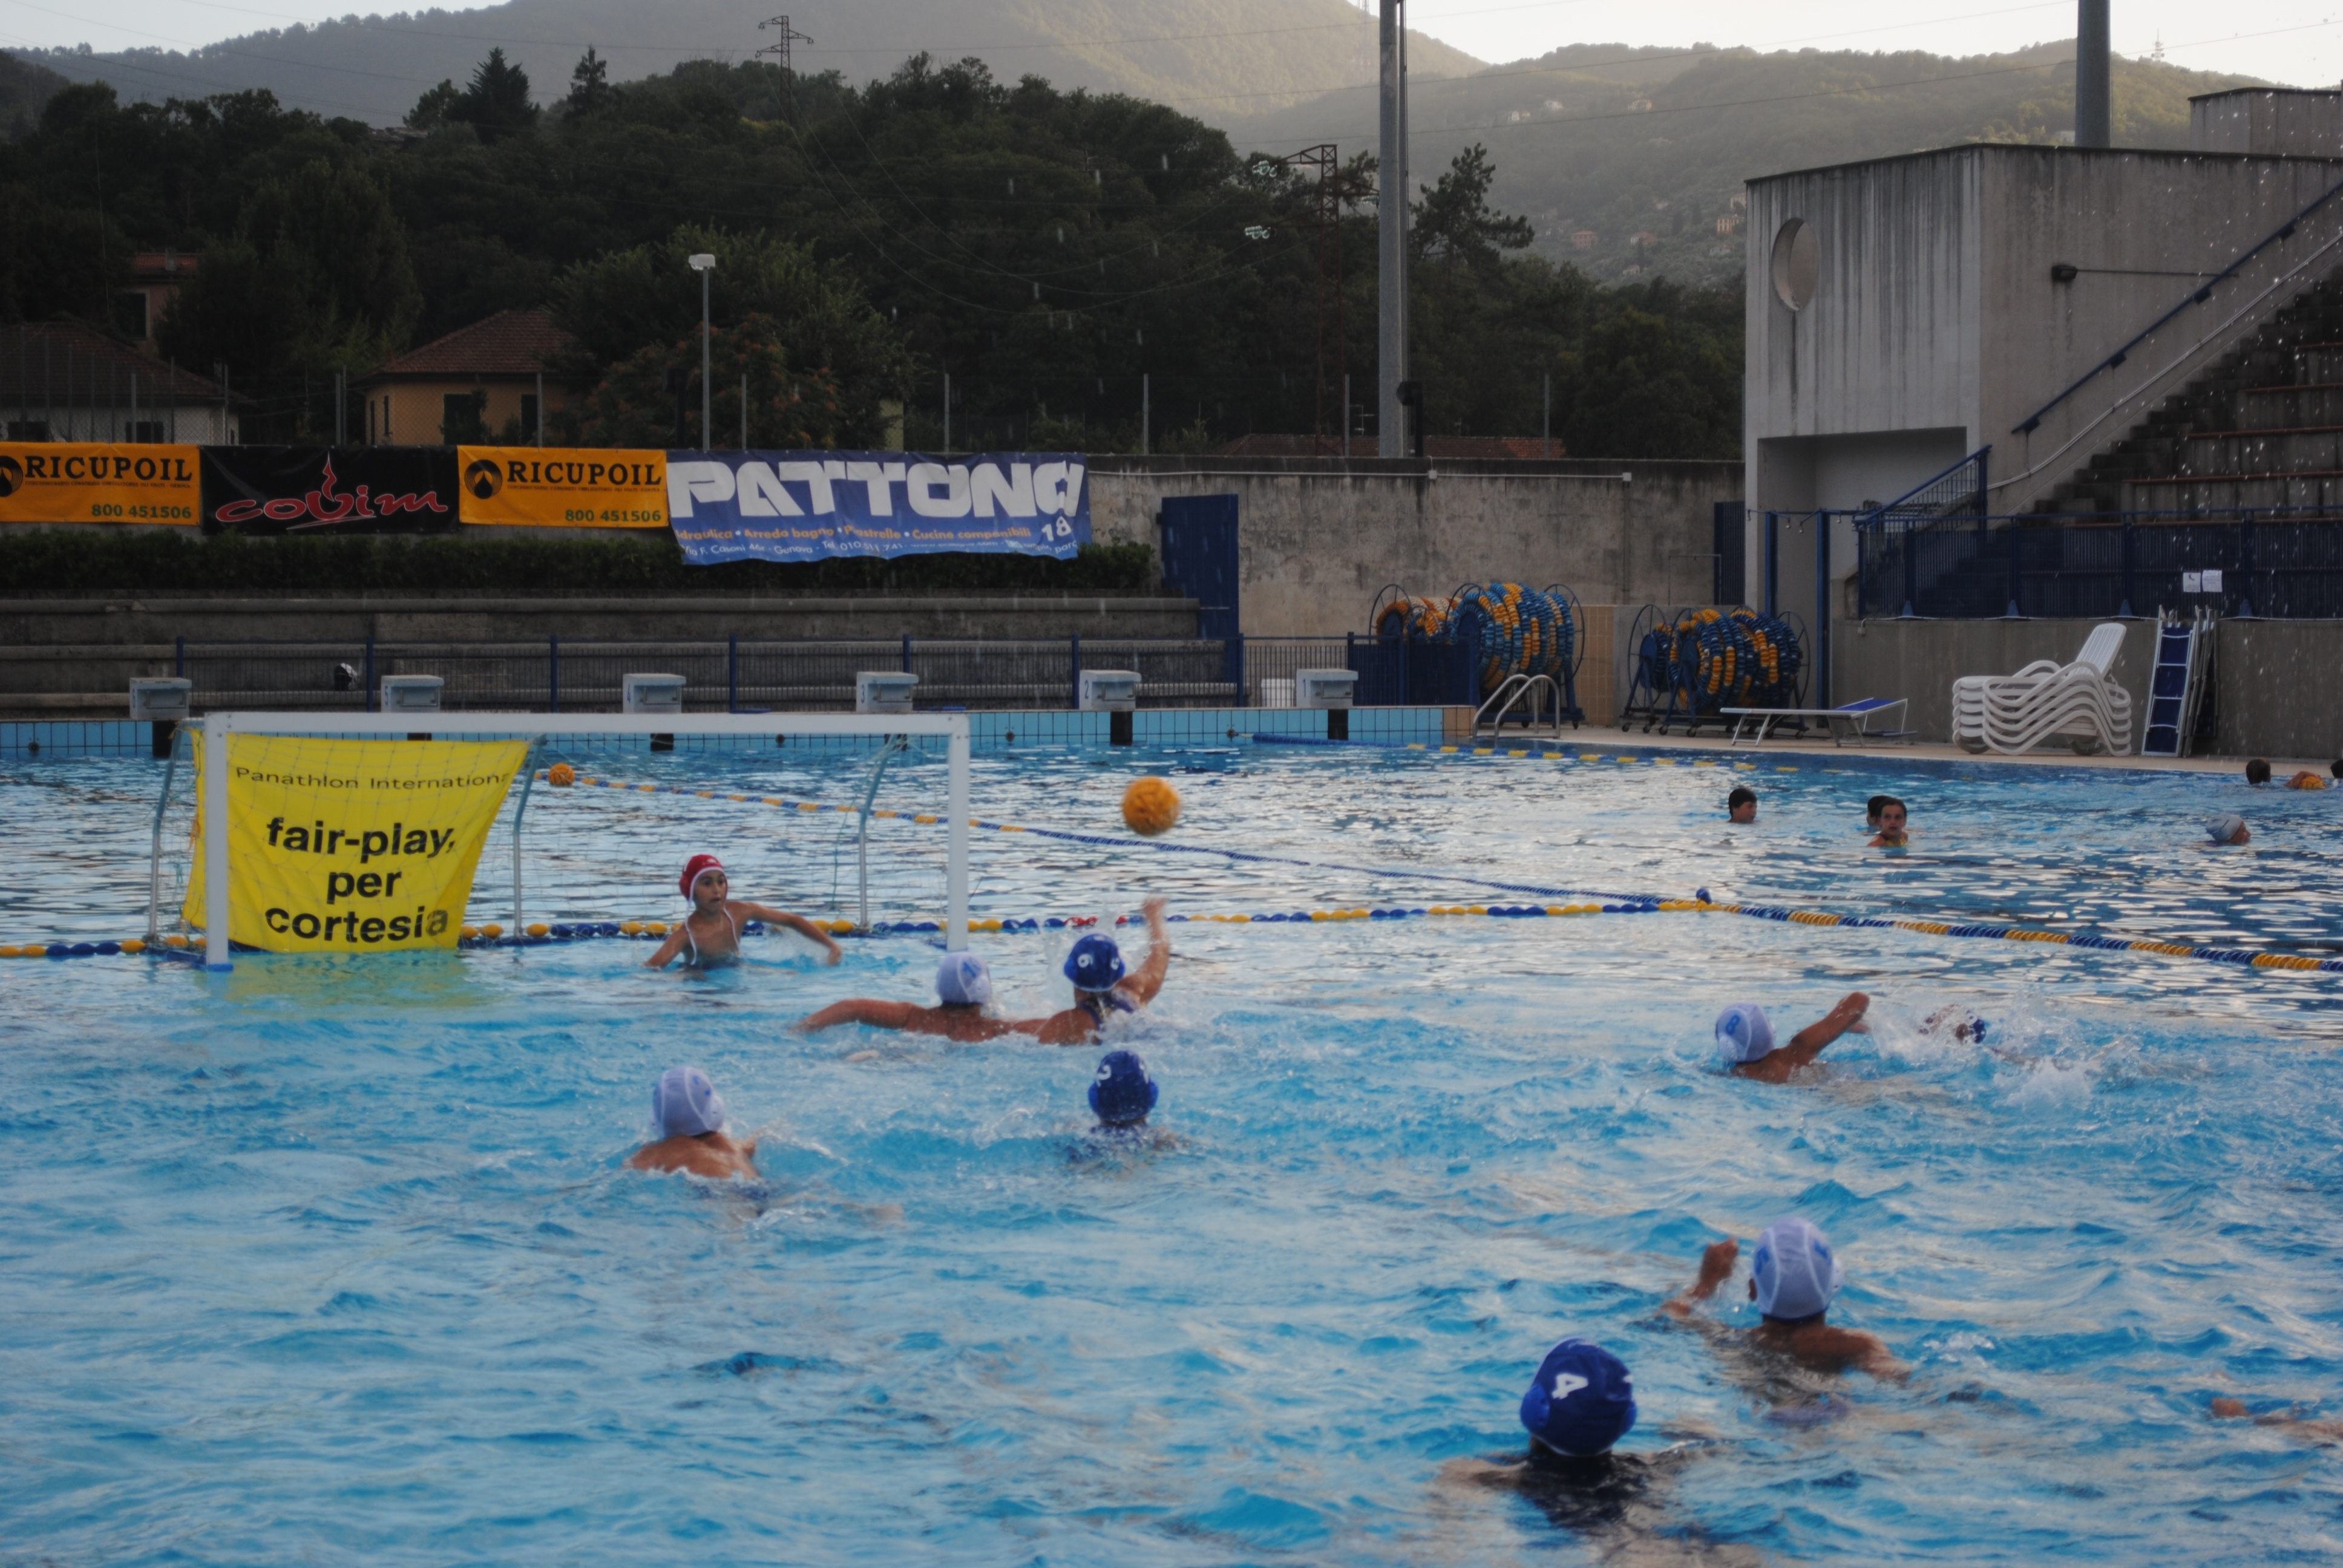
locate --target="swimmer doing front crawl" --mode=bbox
[1712,994,1870,1083]
[629,1065,759,1179]
[646,854,844,971]
[1665,1216,1905,1381]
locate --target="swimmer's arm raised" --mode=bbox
[737,904,844,965]
[1663,1238,1739,1318]
[1741,992,1870,1079]
[797,999,918,1033]
[1116,897,1172,1006]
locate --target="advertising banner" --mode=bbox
[664,450,1089,564]
[202,446,460,534]
[455,446,668,528]
[183,733,526,953]
[0,443,201,525]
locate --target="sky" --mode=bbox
[0,0,2336,88]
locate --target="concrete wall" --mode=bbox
[1745,143,2343,600]
[2191,90,2343,157]
[1830,613,2343,758]
[1087,456,1738,638]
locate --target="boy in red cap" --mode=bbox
[646,854,843,970]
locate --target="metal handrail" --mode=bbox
[1855,446,1991,529]
[1474,673,1561,737]
[2013,174,2343,437]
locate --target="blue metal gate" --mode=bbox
[1158,495,1240,643]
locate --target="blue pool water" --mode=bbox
[5,741,2343,1564]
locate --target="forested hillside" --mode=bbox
[0,52,1740,459]
[1227,42,2264,284]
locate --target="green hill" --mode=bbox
[0,50,69,139]
[1226,41,2267,285]
[19,0,1481,127]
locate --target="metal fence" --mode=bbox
[1852,508,2343,619]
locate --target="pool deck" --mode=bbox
[1578,727,2321,776]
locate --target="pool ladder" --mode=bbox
[2141,607,2215,759]
[1475,673,1568,740]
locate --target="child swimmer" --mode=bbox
[798,952,1025,1042]
[646,854,844,971]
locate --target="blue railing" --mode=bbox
[1855,505,2343,619]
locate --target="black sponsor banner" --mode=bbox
[201,446,461,535]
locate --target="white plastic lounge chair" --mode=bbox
[1720,697,1915,747]
[1950,622,2133,756]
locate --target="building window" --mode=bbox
[441,390,488,443]
[1771,217,1819,311]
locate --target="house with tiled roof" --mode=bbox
[353,308,576,446]
[2,321,238,443]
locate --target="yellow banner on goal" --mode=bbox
[183,734,526,953]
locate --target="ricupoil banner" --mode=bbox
[0,443,202,525]
[202,446,461,534]
[455,446,668,528]
[664,451,1089,564]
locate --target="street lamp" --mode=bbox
[688,252,716,451]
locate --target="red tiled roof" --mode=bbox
[1216,433,1567,459]
[128,251,198,279]
[0,321,229,403]
[364,308,574,381]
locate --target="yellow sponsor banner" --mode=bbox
[0,443,201,524]
[183,734,526,953]
[456,446,667,528]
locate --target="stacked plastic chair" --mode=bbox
[1951,622,2134,756]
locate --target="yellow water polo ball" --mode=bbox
[1121,776,1182,838]
[548,763,576,787]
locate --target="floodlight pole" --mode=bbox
[689,252,716,451]
[1376,0,1409,457]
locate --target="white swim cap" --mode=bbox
[936,951,994,1006]
[1752,1216,1846,1320]
[1715,1003,1775,1063]
[2206,814,2247,844]
[653,1065,727,1138]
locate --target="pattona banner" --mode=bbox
[663,451,1089,564]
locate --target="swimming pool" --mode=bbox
[5,740,2341,1564]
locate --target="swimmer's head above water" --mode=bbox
[936,951,994,1007]
[1089,1048,1157,1127]
[1714,1002,1775,1063]
[2207,813,2250,846]
[1518,1338,1638,1459]
[653,1063,727,1138]
[1751,1215,1844,1324]
[1064,933,1126,993]
[679,853,727,904]
[1728,786,1757,824]
[2246,759,2273,785]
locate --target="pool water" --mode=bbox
[5,741,2343,1565]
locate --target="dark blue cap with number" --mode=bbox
[1519,1338,1636,1457]
[1064,933,1126,990]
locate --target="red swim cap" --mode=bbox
[679,854,726,898]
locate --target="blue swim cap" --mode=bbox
[1518,1338,1637,1457]
[1752,1216,1846,1321]
[1064,933,1126,990]
[1089,1049,1158,1125]
[1714,1002,1775,1063]
[652,1065,727,1139]
[935,951,994,1005]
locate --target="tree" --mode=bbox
[1412,144,1533,267]
[567,314,844,448]
[567,48,614,117]
[456,48,537,142]
[550,226,909,446]
[405,79,459,131]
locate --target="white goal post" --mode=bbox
[195,711,972,970]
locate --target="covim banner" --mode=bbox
[0,443,201,524]
[665,451,1089,563]
[183,734,526,953]
[456,446,668,528]
[202,446,460,534]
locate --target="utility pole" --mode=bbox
[689,252,715,451]
[2074,0,2111,148]
[757,15,814,125]
[1376,0,1409,457]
